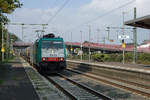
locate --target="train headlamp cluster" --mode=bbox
[42,57,64,61]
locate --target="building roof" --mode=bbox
[13,41,32,47]
[65,42,150,53]
[125,15,150,29]
[65,42,133,52]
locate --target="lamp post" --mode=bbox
[122,12,126,64]
[106,27,110,40]
[80,31,83,61]
[97,29,100,43]
[133,7,137,64]
[88,25,91,62]
[71,32,73,59]
[1,23,4,62]
[6,24,9,59]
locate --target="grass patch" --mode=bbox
[69,52,150,65]
[1,55,16,64]
[12,77,23,80]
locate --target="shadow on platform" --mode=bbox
[0,60,40,100]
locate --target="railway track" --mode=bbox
[23,56,150,99]
[67,61,150,88]
[66,68,150,99]
[45,74,112,100]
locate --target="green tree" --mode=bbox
[0,0,22,23]
[0,0,22,61]
[0,0,22,14]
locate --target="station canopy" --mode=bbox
[125,15,150,29]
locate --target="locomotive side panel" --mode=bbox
[30,44,34,65]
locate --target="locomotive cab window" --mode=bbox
[41,40,65,58]
[41,41,63,49]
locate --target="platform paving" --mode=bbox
[0,57,70,100]
[0,57,40,100]
[20,57,69,100]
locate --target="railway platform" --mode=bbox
[0,56,68,100]
[67,59,150,73]
[0,57,40,100]
[67,59,150,99]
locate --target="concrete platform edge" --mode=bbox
[20,57,69,100]
[67,60,150,74]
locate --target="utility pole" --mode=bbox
[149,31,150,50]
[106,27,110,40]
[6,24,9,59]
[102,37,106,54]
[122,12,126,64]
[133,7,137,64]
[21,24,24,43]
[88,25,91,62]
[103,37,106,45]
[10,38,13,57]
[97,29,100,43]
[1,23,4,62]
[71,32,73,59]
[80,30,83,61]
[116,30,119,40]
[42,24,47,36]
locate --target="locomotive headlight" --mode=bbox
[60,58,64,61]
[42,57,46,61]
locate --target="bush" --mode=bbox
[137,53,150,64]
[82,53,89,60]
[92,53,110,62]
[125,52,133,62]
[108,54,122,62]
[92,53,133,62]
[68,52,150,65]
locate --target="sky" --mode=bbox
[7,0,150,45]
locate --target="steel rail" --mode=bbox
[45,76,77,100]
[68,66,150,90]
[66,68,150,99]
[57,73,112,100]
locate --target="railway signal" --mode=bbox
[122,40,126,48]
[1,23,4,62]
[70,48,73,51]
[1,47,5,53]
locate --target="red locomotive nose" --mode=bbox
[42,57,64,62]
[47,57,58,61]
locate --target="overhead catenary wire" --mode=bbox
[46,0,70,24]
[67,0,136,32]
